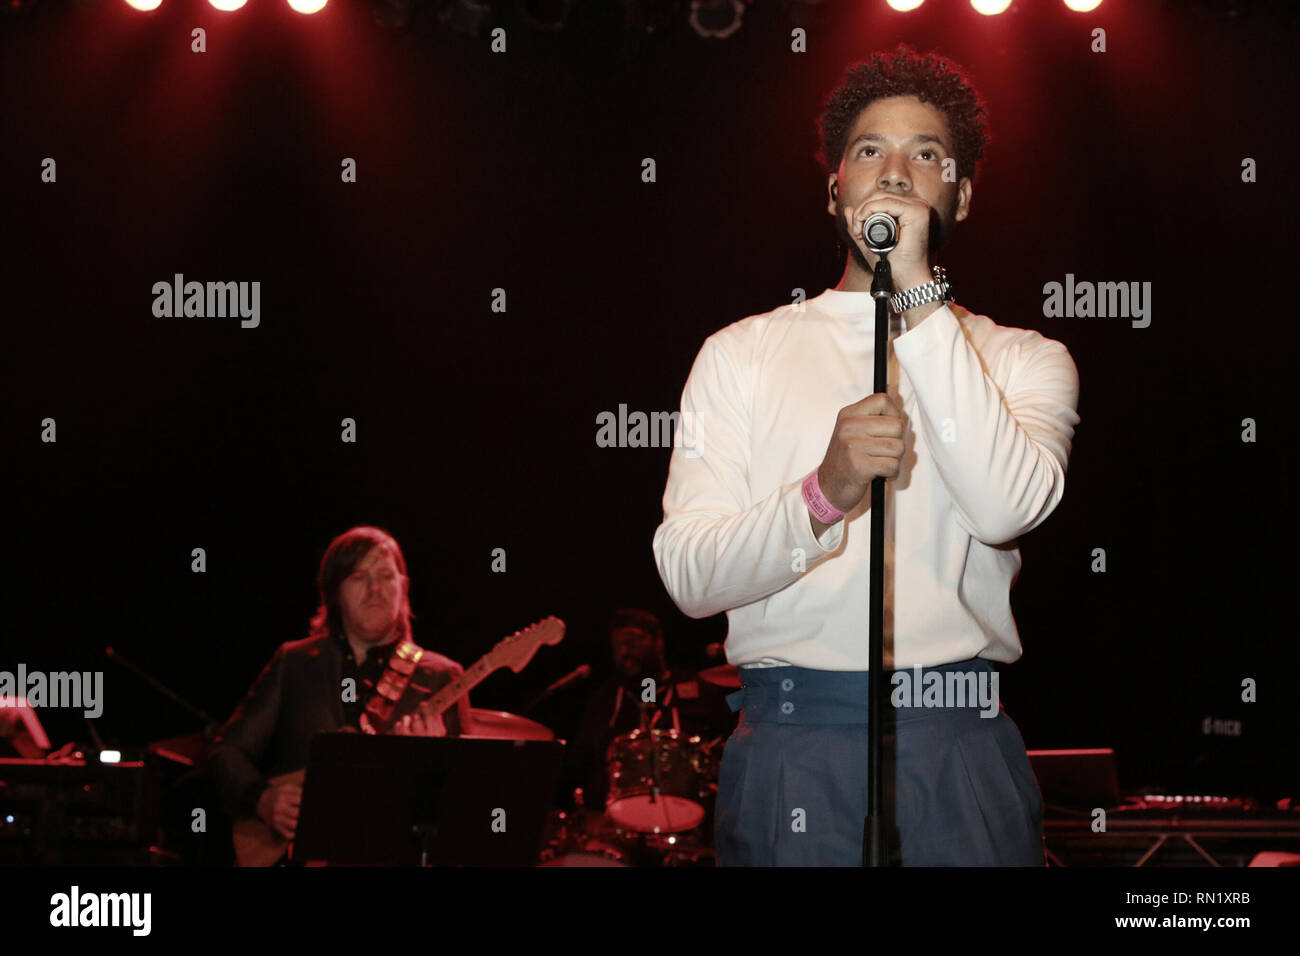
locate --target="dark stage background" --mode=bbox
[4,0,1297,803]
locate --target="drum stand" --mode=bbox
[640,702,677,833]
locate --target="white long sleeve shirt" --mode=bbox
[651,288,1081,671]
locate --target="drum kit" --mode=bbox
[539,727,723,867]
[532,658,741,866]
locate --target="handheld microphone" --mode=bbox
[862,213,898,255]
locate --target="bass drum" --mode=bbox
[605,728,715,834]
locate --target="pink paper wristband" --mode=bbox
[802,469,844,525]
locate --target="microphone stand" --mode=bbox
[104,646,219,737]
[862,251,901,867]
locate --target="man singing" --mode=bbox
[652,45,1080,866]
[208,526,471,846]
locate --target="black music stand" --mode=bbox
[292,732,563,866]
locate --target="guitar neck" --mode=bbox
[421,654,497,718]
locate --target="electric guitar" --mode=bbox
[231,616,565,866]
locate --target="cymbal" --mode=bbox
[462,707,555,741]
[697,665,741,689]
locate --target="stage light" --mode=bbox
[971,0,1011,14]
[3,0,41,15]
[1063,0,1102,10]
[209,0,248,9]
[123,0,163,10]
[523,0,574,31]
[287,0,328,12]
[689,0,745,39]
[886,0,924,11]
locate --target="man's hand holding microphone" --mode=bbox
[808,394,906,538]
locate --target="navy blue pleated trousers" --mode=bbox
[715,658,1044,866]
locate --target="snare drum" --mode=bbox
[605,728,715,834]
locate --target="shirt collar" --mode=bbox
[809,287,908,331]
[333,630,403,665]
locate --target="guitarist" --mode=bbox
[207,526,471,849]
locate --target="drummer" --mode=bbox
[563,608,736,812]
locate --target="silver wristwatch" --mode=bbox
[890,265,953,314]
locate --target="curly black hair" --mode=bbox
[816,44,991,185]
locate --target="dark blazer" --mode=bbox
[207,633,470,818]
